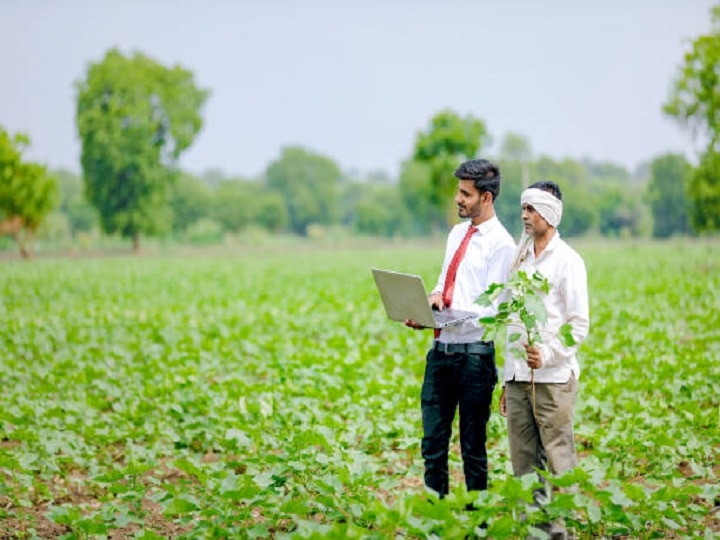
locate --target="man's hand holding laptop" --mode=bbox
[405,292,444,329]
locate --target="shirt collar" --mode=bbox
[470,215,498,236]
[531,230,561,261]
[545,230,561,252]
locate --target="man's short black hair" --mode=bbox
[454,159,501,201]
[528,180,563,201]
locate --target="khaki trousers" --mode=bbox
[505,376,578,485]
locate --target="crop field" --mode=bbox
[0,240,719,539]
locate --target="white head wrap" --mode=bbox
[521,187,563,227]
[511,187,563,271]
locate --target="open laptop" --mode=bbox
[371,268,478,328]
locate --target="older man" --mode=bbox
[499,181,590,537]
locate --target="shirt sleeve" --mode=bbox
[539,254,590,368]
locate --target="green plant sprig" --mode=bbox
[477,270,576,357]
[477,269,576,418]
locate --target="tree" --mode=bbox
[688,151,720,231]
[499,132,532,187]
[559,183,597,237]
[581,158,631,184]
[351,183,411,237]
[0,127,58,258]
[398,160,437,235]
[76,48,209,250]
[663,4,720,231]
[209,180,256,233]
[596,182,648,237]
[265,146,341,235]
[647,154,691,237]
[496,133,533,238]
[532,156,588,189]
[499,132,532,165]
[410,110,490,229]
[54,168,98,235]
[167,172,211,236]
[252,190,287,233]
[528,156,597,236]
[493,160,524,238]
[338,169,411,237]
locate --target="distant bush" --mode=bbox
[186,218,224,245]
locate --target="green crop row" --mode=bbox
[0,240,718,538]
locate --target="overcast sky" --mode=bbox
[2,1,715,179]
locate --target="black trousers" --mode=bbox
[420,343,497,496]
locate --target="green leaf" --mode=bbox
[559,323,576,346]
[587,502,601,523]
[163,494,200,515]
[225,427,252,448]
[135,532,166,540]
[524,293,548,323]
[253,472,274,490]
[527,526,550,540]
[246,524,271,539]
[487,515,516,538]
[520,311,537,330]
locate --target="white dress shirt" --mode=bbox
[432,215,516,344]
[503,232,590,384]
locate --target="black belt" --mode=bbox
[432,341,494,355]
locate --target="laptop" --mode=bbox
[371,268,478,329]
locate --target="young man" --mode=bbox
[499,181,590,537]
[406,158,515,497]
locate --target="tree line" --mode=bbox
[2,4,719,257]
[5,140,692,250]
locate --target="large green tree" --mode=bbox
[76,48,209,250]
[647,154,691,237]
[663,4,720,232]
[265,146,341,235]
[0,127,58,257]
[409,110,490,230]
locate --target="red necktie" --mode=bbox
[435,224,477,338]
[442,224,477,307]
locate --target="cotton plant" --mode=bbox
[476,270,575,410]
